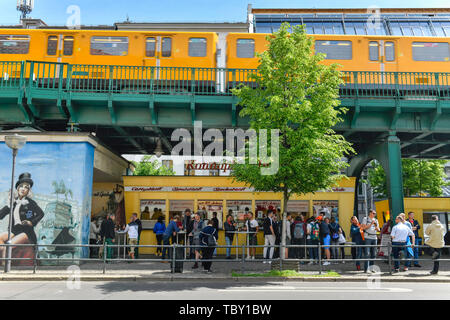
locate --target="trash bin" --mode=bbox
[170,246,184,273]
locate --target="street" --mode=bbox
[0,280,449,300]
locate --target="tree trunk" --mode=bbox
[280,189,289,260]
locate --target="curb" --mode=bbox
[0,275,449,283]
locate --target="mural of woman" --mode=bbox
[0,173,44,264]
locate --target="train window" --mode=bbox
[47,35,58,55]
[0,35,30,54]
[236,39,254,58]
[161,37,171,57]
[369,42,379,61]
[188,38,207,57]
[90,36,128,56]
[315,40,352,60]
[63,36,74,56]
[412,42,450,61]
[385,42,395,61]
[146,37,156,57]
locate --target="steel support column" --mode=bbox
[348,134,405,219]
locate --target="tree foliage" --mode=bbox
[367,159,449,197]
[230,23,354,209]
[132,156,175,176]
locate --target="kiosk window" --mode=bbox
[385,42,395,61]
[369,41,379,61]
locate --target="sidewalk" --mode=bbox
[1,255,449,282]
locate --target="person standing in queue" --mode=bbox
[100,213,116,261]
[153,215,166,257]
[224,214,236,259]
[162,215,180,261]
[244,212,259,260]
[190,213,204,269]
[132,213,142,259]
[425,214,445,275]
[263,210,276,264]
[200,220,218,273]
[211,212,219,257]
[183,209,193,259]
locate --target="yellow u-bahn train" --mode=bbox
[0,28,449,89]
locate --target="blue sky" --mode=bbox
[1,0,449,26]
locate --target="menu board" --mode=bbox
[313,200,339,222]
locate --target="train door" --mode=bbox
[143,36,173,79]
[44,34,75,64]
[368,39,398,73]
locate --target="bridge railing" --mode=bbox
[1,61,450,99]
[0,61,24,90]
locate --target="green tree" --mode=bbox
[132,155,175,176]
[231,23,354,258]
[367,159,449,197]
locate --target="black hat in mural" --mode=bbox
[15,172,34,189]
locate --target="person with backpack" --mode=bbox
[350,216,364,271]
[329,217,342,262]
[307,217,321,264]
[189,213,204,269]
[292,215,306,260]
[320,216,332,266]
[199,220,218,273]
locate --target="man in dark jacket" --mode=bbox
[224,214,236,259]
[100,213,116,260]
[211,212,219,257]
[199,220,218,273]
[407,212,422,267]
[183,209,193,258]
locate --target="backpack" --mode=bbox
[207,233,217,246]
[310,222,320,241]
[293,222,305,239]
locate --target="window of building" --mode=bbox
[161,37,172,57]
[412,42,450,61]
[236,39,255,58]
[188,38,206,57]
[47,35,58,55]
[369,41,379,61]
[63,36,74,56]
[315,40,352,60]
[385,42,395,61]
[90,36,128,56]
[146,37,156,57]
[0,35,30,54]
[184,160,195,176]
[161,160,173,170]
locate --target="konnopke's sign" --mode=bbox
[125,186,354,192]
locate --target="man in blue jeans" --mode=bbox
[362,210,380,273]
[350,216,364,271]
[391,215,415,272]
[407,211,422,267]
[162,215,180,260]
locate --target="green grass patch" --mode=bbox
[232,270,340,278]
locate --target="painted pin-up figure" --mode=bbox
[0,173,44,264]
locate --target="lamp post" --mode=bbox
[4,134,27,273]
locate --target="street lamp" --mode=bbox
[4,134,27,273]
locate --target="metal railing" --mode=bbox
[0,242,448,275]
[1,61,450,99]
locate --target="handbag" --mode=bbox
[338,233,346,244]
